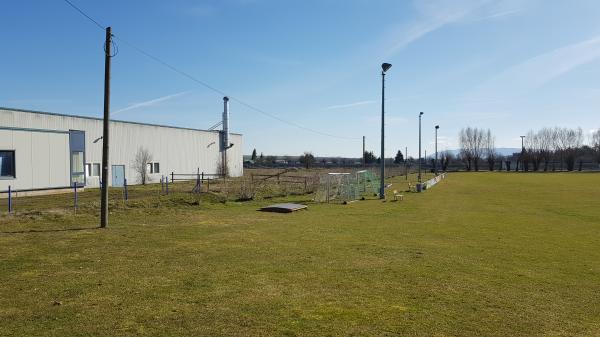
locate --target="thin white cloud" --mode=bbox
[379,0,490,58]
[472,35,600,99]
[378,0,533,59]
[113,91,189,115]
[326,100,376,110]
[474,8,522,21]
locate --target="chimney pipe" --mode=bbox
[222,96,230,150]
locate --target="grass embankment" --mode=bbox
[1,173,599,336]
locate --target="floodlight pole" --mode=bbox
[379,63,391,199]
[435,125,439,175]
[418,112,423,183]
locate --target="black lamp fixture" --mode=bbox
[379,62,392,199]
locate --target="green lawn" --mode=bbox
[1,173,599,336]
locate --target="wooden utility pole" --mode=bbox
[100,27,112,228]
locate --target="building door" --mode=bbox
[112,165,125,187]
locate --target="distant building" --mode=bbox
[0,107,243,194]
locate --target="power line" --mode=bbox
[62,0,105,31]
[115,37,358,140]
[61,0,359,140]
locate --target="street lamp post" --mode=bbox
[418,112,424,184]
[435,125,439,175]
[520,135,526,172]
[379,63,392,199]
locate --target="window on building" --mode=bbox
[145,162,160,174]
[86,163,101,177]
[71,151,85,185]
[0,151,15,178]
[92,163,100,176]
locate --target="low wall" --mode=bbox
[418,173,446,192]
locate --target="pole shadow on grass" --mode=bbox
[0,227,101,234]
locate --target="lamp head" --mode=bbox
[381,63,392,73]
[420,111,424,116]
[435,125,439,129]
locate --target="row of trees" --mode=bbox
[523,127,585,171]
[457,127,600,172]
[251,127,600,172]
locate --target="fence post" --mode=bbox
[326,175,330,203]
[171,172,174,183]
[166,178,169,195]
[74,183,78,211]
[8,185,12,213]
[124,178,128,201]
[207,175,210,192]
[161,176,164,194]
[304,177,307,193]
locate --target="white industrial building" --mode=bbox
[0,101,242,193]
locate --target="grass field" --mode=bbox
[1,172,599,336]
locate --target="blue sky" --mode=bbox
[2,0,600,157]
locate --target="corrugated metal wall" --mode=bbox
[0,128,70,191]
[0,108,243,190]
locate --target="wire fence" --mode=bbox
[0,167,440,217]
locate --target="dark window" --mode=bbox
[0,151,15,178]
[153,162,160,173]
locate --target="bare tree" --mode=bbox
[459,129,473,171]
[537,127,554,171]
[440,151,452,171]
[133,147,153,185]
[554,127,583,171]
[459,127,485,171]
[592,129,600,167]
[484,129,497,171]
[524,130,543,171]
